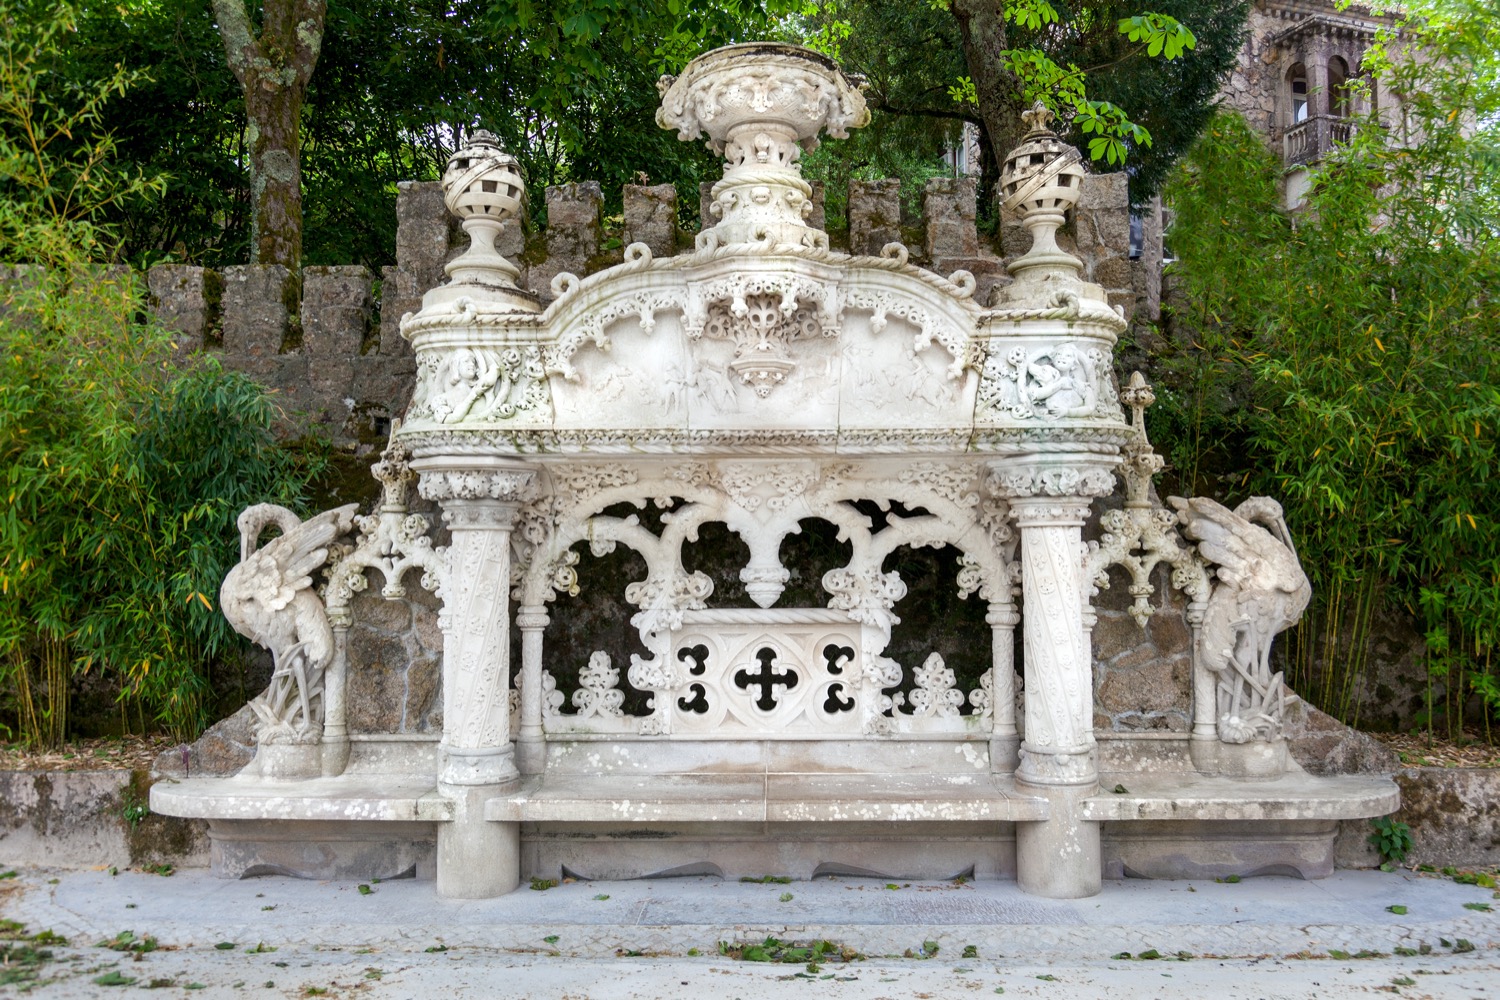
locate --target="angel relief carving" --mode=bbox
[978,342,1116,421]
[409,346,550,425]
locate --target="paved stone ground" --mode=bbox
[0,867,1496,998]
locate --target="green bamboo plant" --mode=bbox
[0,3,324,745]
[1150,0,1500,740]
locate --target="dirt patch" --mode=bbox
[0,736,177,772]
[1370,730,1500,769]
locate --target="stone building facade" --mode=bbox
[1221,0,1394,203]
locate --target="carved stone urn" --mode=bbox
[657,43,869,250]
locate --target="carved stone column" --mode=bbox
[1008,492,1101,899]
[321,622,352,777]
[515,605,549,775]
[987,602,1021,772]
[1187,599,1218,771]
[414,458,536,899]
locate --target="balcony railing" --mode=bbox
[1282,114,1356,167]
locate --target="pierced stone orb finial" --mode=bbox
[1000,103,1086,280]
[443,130,525,225]
[441,129,525,289]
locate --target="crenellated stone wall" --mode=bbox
[1,171,1148,444]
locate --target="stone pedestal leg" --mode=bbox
[436,785,520,898]
[516,606,548,775]
[988,602,1021,772]
[434,495,523,787]
[1010,497,1101,899]
[415,462,536,898]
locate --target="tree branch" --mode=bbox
[208,0,260,87]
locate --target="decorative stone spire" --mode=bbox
[440,130,530,300]
[1118,372,1165,509]
[657,43,869,250]
[1000,102,1087,281]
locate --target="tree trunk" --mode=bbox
[950,0,1028,167]
[210,0,326,269]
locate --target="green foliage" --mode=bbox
[0,3,324,744]
[1369,817,1413,866]
[120,787,149,829]
[1150,0,1500,734]
[805,0,1243,204]
[0,2,166,265]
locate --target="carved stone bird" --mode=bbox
[1168,496,1311,728]
[221,503,359,743]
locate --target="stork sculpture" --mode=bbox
[221,503,360,744]
[1168,495,1312,743]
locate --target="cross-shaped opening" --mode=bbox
[733,646,799,711]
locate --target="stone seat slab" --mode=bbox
[150,776,453,823]
[486,771,1050,824]
[1082,772,1399,823]
[766,772,1049,822]
[489,773,768,823]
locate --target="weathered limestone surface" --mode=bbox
[848,178,901,256]
[221,264,295,356]
[623,183,678,259]
[1092,577,1193,733]
[923,177,979,259]
[1283,699,1400,776]
[1335,767,1500,870]
[148,264,222,351]
[346,585,444,735]
[532,181,602,294]
[301,265,373,356]
[0,771,209,868]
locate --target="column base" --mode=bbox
[436,784,520,899]
[440,743,520,786]
[1014,777,1102,899]
[516,733,545,776]
[989,735,1021,774]
[320,736,351,778]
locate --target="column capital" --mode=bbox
[412,457,538,505]
[987,463,1115,501]
[1008,496,1093,528]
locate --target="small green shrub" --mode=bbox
[1369,817,1414,867]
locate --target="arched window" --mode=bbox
[1288,63,1309,124]
[1329,56,1351,116]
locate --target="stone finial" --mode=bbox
[1119,372,1165,508]
[1000,103,1086,280]
[441,130,526,288]
[370,418,415,512]
[657,43,869,250]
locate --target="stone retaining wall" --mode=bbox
[0,771,208,870]
[1,174,1153,445]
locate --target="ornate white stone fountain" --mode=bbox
[154,43,1396,899]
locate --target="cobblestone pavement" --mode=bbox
[1,867,1495,998]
